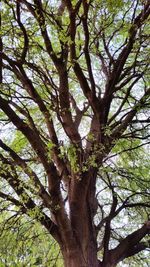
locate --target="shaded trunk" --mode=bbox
[62,246,117,267]
[60,212,118,267]
[60,171,100,267]
[61,203,99,267]
[62,246,99,267]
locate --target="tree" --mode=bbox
[0,0,150,266]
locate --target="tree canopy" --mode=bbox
[0,0,150,267]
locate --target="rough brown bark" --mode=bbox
[60,175,99,267]
[62,245,99,267]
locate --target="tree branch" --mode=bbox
[110,221,150,264]
[103,1,150,123]
[111,88,150,139]
[16,2,29,61]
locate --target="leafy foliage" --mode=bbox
[0,214,63,266]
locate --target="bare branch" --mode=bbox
[110,221,150,264]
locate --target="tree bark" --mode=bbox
[61,203,100,267]
[62,247,118,267]
[60,195,98,266]
[62,246,100,267]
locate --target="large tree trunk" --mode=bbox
[61,217,100,267]
[62,245,100,267]
[61,202,100,266]
[62,247,117,267]
[60,171,100,267]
